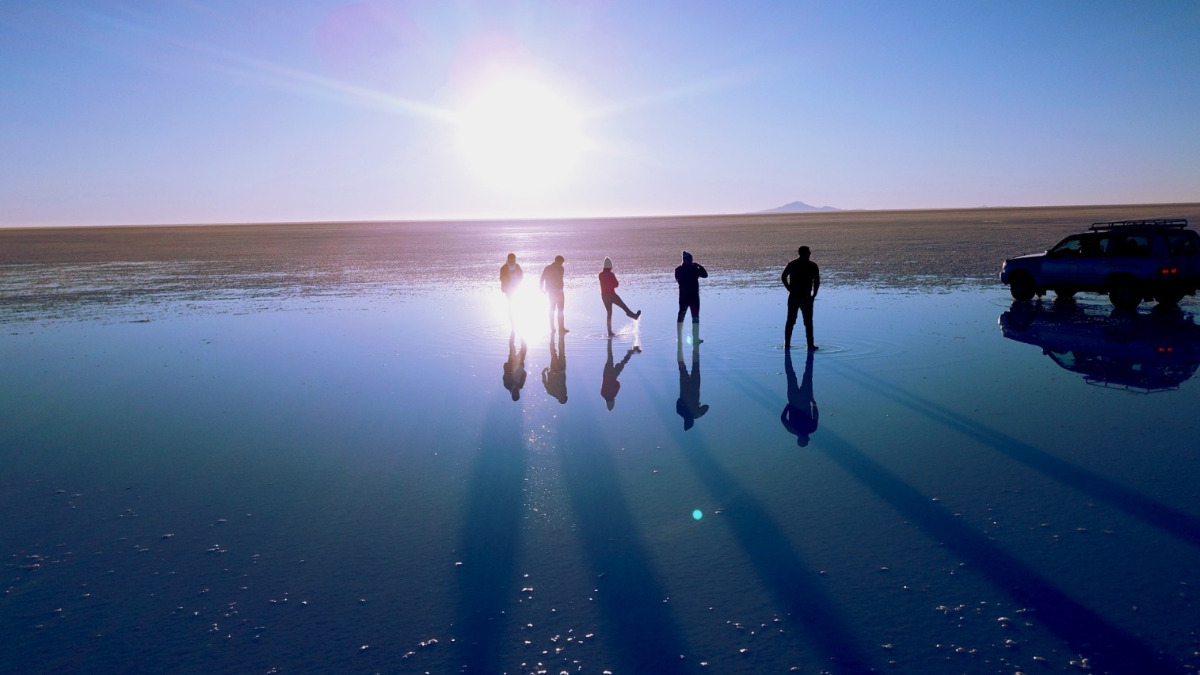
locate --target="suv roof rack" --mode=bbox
[1089,218,1188,231]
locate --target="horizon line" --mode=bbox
[3,201,1199,230]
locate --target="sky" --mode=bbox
[2,1,1199,226]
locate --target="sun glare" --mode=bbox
[489,282,547,337]
[456,76,586,194]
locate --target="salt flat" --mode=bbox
[2,206,1199,674]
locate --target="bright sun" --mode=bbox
[456,76,586,194]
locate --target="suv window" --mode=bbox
[1102,235,1152,257]
[1049,236,1085,256]
[1167,231,1200,255]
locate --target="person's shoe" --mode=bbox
[807,344,819,351]
[633,310,642,320]
[560,327,569,334]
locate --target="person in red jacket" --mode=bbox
[598,257,641,337]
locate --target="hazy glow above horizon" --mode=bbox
[456,74,588,195]
[0,2,1197,226]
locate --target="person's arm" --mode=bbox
[781,264,791,292]
[697,263,708,278]
[812,265,820,299]
[540,269,547,293]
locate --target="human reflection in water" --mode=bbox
[781,349,818,446]
[542,330,568,404]
[503,332,528,401]
[601,337,640,411]
[676,340,709,430]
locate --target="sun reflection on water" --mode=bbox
[491,284,550,340]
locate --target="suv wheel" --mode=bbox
[1108,277,1141,310]
[1155,288,1185,305]
[1009,273,1035,301]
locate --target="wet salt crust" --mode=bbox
[3,282,1199,674]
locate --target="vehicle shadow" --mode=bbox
[830,360,1200,550]
[813,426,1187,674]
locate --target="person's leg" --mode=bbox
[554,292,567,332]
[800,298,816,350]
[689,297,702,345]
[785,296,800,348]
[611,292,636,318]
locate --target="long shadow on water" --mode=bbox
[670,346,875,672]
[815,427,1186,673]
[723,352,1185,672]
[456,341,530,671]
[555,404,696,674]
[831,363,1200,550]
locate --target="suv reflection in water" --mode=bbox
[999,301,1200,393]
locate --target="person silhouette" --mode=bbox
[780,349,818,446]
[599,257,641,337]
[542,330,568,404]
[676,339,709,430]
[502,332,528,401]
[540,255,568,334]
[500,253,524,327]
[675,251,708,345]
[781,246,820,350]
[600,336,640,411]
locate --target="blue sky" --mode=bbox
[2,1,1198,226]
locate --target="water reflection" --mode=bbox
[675,341,709,430]
[542,331,567,404]
[1000,301,1200,392]
[502,332,528,401]
[600,337,640,411]
[781,350,819,446]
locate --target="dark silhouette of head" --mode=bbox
[507,253,517,264]
[554,255,564,264]
[682,251,693,262]
[798,246,811,259]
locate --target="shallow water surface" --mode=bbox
[2,285,1199,674]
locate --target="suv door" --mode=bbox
[1039,235,1094,289]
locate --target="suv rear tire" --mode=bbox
[1155,288,1185,305]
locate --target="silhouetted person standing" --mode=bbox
[542,330,567,404]
[599,257,641,337]
[503,333,527,401]
[601,337,640,411]
[540,255,568,334]
[676,338,709,430]
[781,349,818,446]
[781,246,820,350]
[675,251,708,345]
[500,253,524,327]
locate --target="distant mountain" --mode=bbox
[760,201,840,213]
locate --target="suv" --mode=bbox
[1000,219,1200,309]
